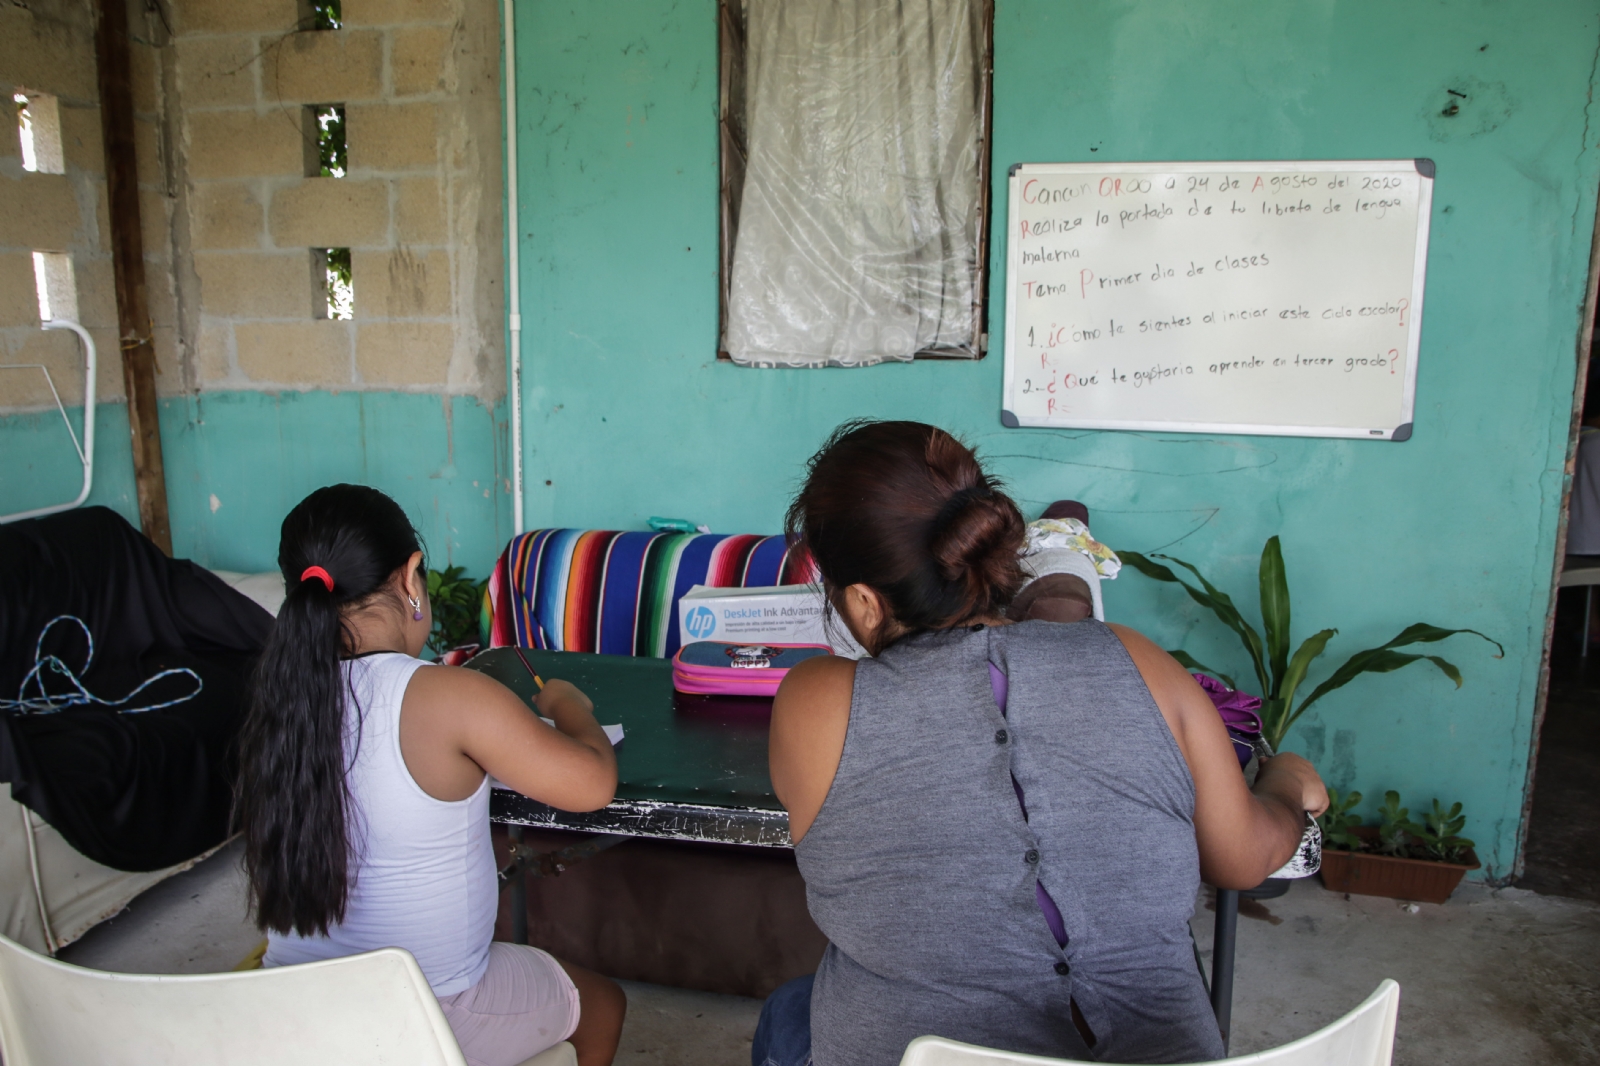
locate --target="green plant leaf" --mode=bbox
[1290,624,1502,723]
[1259,536,1291,694]
[1166,649,1238,692]
[1265,628,1339,746]
[1149,553,1271,695]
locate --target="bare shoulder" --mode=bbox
[1105,622,1217,728]
[1106,623,1193,689]
[774,653,857,710]
[770,654,857,841]
[403,662,525,714]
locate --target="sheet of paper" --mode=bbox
[540,717,624,746]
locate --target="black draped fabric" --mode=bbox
[0,507,272,871]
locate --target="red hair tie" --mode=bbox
[300,565,334,592]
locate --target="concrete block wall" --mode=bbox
[172,0,504,396]
[1,0,505,412]
[0,0,180,411]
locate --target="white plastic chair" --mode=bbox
[899,979,1399,1066]
[0,932,577,1066]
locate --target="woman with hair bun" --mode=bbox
[237,484,625,1066]
[754,422,1327,1066]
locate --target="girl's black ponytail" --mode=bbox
[236,485,420,937]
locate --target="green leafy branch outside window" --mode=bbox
[310,0,342,31]
[314,105,345,177]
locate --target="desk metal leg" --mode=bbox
[508,826,529,945]
[1585,586,1593,658]
[1211,888,1239,1053]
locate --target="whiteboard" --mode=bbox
[1000,160,1433,440]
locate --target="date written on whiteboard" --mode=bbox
[1002,161,1432,439]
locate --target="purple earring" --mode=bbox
[409,596,423,621]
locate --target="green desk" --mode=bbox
[467,648,790,847]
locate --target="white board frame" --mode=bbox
[1000,160,1434,441]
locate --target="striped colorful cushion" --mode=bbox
[484,530,814,658]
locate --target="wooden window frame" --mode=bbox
[716,0,997,362]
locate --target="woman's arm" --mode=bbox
[1108,624,1328,889]
[769,654,857,843]
[400,666,618,812]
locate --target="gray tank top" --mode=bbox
[796,621,1223,1066]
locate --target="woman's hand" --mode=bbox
[1255,752,1328,817]
[1109,623,1327,889]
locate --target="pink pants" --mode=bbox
[438,943,581,1066]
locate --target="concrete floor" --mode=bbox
[54,838,1600,1066]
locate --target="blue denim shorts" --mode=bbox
[751,973,814,1066]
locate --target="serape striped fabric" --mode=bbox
[483,530,814,658]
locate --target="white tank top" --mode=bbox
[264,653,496,996]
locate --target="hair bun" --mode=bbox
[928,487,1026,591]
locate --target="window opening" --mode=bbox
[718,0,995,366]
[299,0,343,31]
[32,252,78,324]
[313,248,353,320]
[14,92,65,175]
[304,104,346,178]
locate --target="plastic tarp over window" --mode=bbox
[724,0,987,368]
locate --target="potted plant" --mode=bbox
[1317,789,1480,903]
[427,565,488,664]
[1118,537,1502,751]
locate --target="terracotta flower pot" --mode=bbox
[1319,827,1479,905]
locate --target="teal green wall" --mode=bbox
[1,392,509,573]
[514,0,1600,877]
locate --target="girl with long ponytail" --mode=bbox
[237,485,624,1066]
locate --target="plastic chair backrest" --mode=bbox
[0,933,469,1066]
[899,979,1400,1066]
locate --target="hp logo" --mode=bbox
[685,605,717,640]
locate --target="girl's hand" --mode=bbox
[536,678,594,721]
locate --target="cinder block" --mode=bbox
[141,188,173,262]
[356,320,452,385]
[195,315,234,383]
[130,39,160,116]
[152,325,184,396]
[58,102,105,175]
[186,110,304,180]
[175,35,261,109]
[82,326,127,402]
[0,253,40,327]
[269,178,389,247]
[0,328,90,406]
[353,247,451,316]
[236,319,353,385]
[190,181,266,249]
[135,116,165,189]
[342,0,456,26]
[391,25,455,96]
[144,257,178,329]
[394,176,446,243]
[194,251,312,318]
[175,0,298,35]
[347,102,439,171]
[0,173,83,248]
[264,29,383,104]
[72,257,118,331]
[0,8,98,102]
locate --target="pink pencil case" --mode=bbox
[671,641,832,697]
